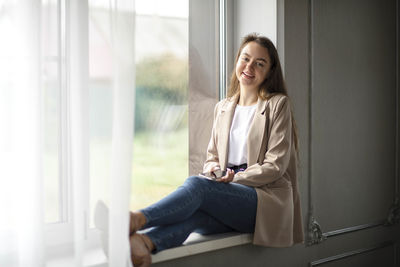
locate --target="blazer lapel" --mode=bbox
[247,98,270,165]
[218,95,238,170]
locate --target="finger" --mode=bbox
[220,176,230,183]
[214,176,224,182]
[223,174,231,181]
[227,170,234,182]
[219,177,228,183]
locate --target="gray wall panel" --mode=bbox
[284,0,311,224]
[311,0,397,231]
[312,244,395,267]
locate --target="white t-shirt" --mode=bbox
[227,104,257,167]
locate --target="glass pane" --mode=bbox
[43,62,61,224]
[88,1,113,227]
[42,0,61,223]
[131,0,189,210]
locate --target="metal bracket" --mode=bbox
[307,216,327,246]
[385,198,400,226]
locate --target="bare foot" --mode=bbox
[130,233,151,267]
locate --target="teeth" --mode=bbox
[243,72,254,78]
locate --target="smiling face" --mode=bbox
[235,41,271,92]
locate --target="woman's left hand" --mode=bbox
[217,168,235,183]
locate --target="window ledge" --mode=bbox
[48,232,253,267]
[151,232,253,263]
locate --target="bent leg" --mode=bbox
[140,176,214,228]
[140,176,257,233]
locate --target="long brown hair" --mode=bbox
[227,33,299,155]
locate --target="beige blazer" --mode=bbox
[203,93,304,247]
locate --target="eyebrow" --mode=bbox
[242,52,268,63]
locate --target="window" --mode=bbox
[38,0,189,239]
[130,0,189,210]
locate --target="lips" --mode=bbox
[242,71,255,79]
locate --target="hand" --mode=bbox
[217,168,234,183]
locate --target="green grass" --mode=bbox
[130,128,188,210]
[44,128,188,223]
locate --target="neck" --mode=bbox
[238,87,258,106]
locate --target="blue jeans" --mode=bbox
[139,175,258,252]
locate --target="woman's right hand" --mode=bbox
[217,168,235,183]
[209,166,235,183]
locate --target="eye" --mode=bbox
[256,62,264,67]
[241,56,249,62]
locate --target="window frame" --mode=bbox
[44,0,94,251]
[44,0,74,247]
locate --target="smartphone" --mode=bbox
[199,169,227,180]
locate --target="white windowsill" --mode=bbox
[59,232,253,267]
[152,232,253,263]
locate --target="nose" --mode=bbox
[246,60,255,70]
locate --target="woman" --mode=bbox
[128,33,304,266]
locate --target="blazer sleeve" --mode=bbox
[233,96,293,187]
[202,101,222,173]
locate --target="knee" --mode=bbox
[183,175,209,190]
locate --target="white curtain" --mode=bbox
[0,0,135,266]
